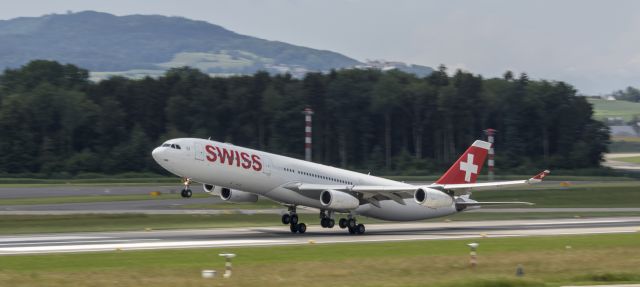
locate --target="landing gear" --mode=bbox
[180,188,193,198]
[320,210,335,228]
[339,214,365,235]
[180,178,192,198]
[283,206,305,234]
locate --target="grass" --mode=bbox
[1,211,639,235]
[1,233,639,286]
[473,182,640,208]
[588,98,640,121]
[609,136,640,153]
[615,156,640,164]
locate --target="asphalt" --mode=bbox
[1,217,638,255]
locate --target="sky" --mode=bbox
[0,0,638,95]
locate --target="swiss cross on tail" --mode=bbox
[436,140,491,184]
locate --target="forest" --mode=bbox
[0,60,609,177]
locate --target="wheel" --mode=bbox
[356,224,365,234]
[320,218,329,228]
[348,226,356,234]
[347,218,356,229]
[328,219,335,228]
[281,214,291,225]
[290,224,298,233]
[290,214,299,225]
[297,223,307,234]
[181,189,192,198]
[338,218,347,229]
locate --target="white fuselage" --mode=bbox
[152,138,458,221]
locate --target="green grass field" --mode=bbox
[588,98,640,121]
[473,182,640,208]
[1,233,639,287]
[615,156,640,164]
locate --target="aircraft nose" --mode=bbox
[151,147,163,163]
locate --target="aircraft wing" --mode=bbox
[284,183,415,205]
[436,170,550,193]
[284,170,549,206]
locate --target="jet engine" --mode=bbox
[320,189,360,210]
[220,187,259,203]
[414,187,454,209]
[203,184,218,194]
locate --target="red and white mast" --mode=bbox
[303,107,314,161]
[483,128,497,181]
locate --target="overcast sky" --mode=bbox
[1,0,638,95]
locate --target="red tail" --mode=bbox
[435,140,491,184]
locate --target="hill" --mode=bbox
[0,11,362,76]
[588,98,640,121]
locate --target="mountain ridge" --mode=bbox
[0,11,432,78]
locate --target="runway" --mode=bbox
[1,217,638,255]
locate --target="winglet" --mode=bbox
[527,170,550,184]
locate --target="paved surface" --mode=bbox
[1,217,638,255]
[603,153,640,171]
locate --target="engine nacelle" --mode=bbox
[414,187,454,209]
[203,184,226,196]
[320,189,360,210]
[220,188,259,203]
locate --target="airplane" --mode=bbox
[152,138,549,235]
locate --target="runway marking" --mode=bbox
[0,239,287,255]
[0,239,160,247]
[0,235,111,243]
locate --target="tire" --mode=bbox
[338,218,347,229]
[320,218,329,228]
[348,227,356,234]
[290,214,299,225]
[297,223,307,234]
[281,214,291,225]
[290,223,298,233]
[347,218,356,229]
[184,189,192,198]
[328,219,335,228]
[356,224,365,235]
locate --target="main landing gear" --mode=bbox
[180,178,192,198]
[320,210,335,228]
[281,206,306,234]
[338,214,365,235]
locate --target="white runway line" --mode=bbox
[0,238,160,247]
[0,235,111,243]
[0,239,287,255]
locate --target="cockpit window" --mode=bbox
[162,144,170,147]
[175,145,181,150]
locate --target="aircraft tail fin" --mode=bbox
[435,140,491,185]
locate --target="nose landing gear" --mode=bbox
[180,178,192,198]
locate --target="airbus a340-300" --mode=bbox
[152,138,549,234]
